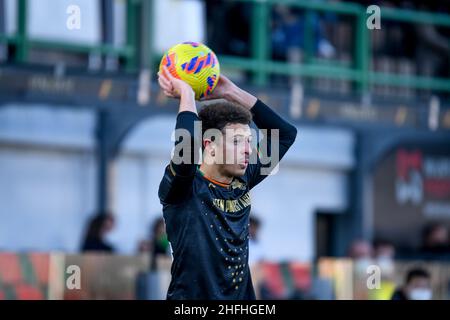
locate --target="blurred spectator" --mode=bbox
[150,217,170,271]
[137,238,151,253]
[420,222,450,255]
[373,239,396,277]
[373,239,396,259]
[151,217,170,256]
[391,267,432,300]
[135,217,171,300]
[205,1,251,57]
[348,239,373,259]
[248,215,264,265]
[271,4,336,62]
[348,239,373,276]
[413,2,450,82]
[248,215,265,300]
[81,212,116,253]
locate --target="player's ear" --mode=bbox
[204,139,218,158]
[203,139,213,155]
[203,138,211,149]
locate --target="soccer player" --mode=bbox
[157,66,297,299]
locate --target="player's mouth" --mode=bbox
[239,159,249,168]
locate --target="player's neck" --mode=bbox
[199,163,233,185]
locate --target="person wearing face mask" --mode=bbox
[391,268,432,300]
[347,239,374,276]
[373,239,396,277]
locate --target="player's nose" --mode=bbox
[244,141,252,156]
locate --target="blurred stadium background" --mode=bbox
[0,0,449,300]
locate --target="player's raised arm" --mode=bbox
[246,98,297,188]
[158,67,200,204]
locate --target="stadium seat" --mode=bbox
[0,253,23,284]
[14,284,44,300]
[261,262,286,298]
[28,253,50,285]
[288,262,311,291]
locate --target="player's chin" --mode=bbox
[232,164,247,177]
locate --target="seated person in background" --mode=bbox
[373,239,396,260]
[348,239,373,260]
[347,239,374,276]
[248,215,264,266]
[81,212,116,253]
[150,217,171,270]
[420,223,449,255]
[391,268,432,300]
[373,239,396,276]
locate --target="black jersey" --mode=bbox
[158,99,297,300]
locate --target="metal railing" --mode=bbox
[217,0,450,93]
[0,0,142,71]
[1,0,449,94]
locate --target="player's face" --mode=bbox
[217,123,252,177]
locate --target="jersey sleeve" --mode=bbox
[158,111,201,205]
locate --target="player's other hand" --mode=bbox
[200,74,238,101]
[158,66,194,99]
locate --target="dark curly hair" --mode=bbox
[198,101,252,137]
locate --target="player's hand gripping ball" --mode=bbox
[159,42,220,100]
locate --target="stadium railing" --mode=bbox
[0,0,449,94]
